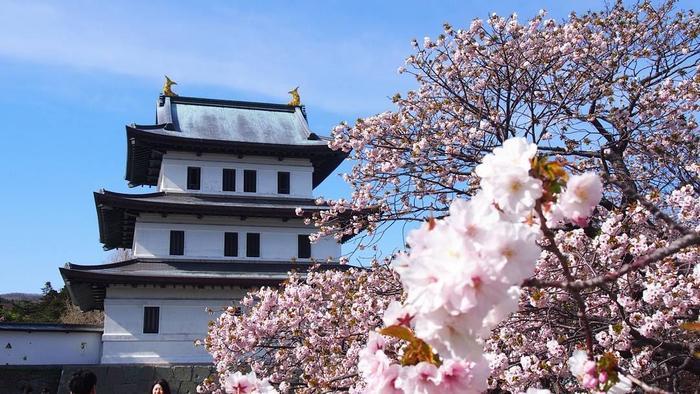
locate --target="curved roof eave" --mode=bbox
[124,125,348,188]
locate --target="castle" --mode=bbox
[60,88,347,364]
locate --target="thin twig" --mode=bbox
[523,231,700,290]
[604,175,691,235]
[621,373,672,394]
[535,204,595,355]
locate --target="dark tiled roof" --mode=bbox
[60,258,350,311]
[94,190,324,250]
[125,95,347,187]
[0,323,103,333]
[97,190,324,211]
[158,96,326,146]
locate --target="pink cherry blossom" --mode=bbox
[436,358,489,394]
[395,362,440,394]
[222,371,277,394]
[382,301,415,327]
[555,173,603,226]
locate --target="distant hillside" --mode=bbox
[0,282,102,325]
[0,292,42,301]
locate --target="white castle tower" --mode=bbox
[60,90,347,364]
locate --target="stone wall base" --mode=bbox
[0,364,216,394]
[0,366,62,394]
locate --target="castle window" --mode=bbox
[278,172,291,194]
[143,306,160,334]
[169,230,184,256]
[244,170,256,192]
[246,233,260,257]
[187,167,201,190]
[222,169,236,192]
[298,234,311,258]
[224,232,238,257]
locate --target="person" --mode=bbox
[69,370,97,394]
[151,379,171,394]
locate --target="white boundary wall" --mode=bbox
[0,326,102,365]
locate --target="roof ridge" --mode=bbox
[167,95,299,112]
[0,323,104,332]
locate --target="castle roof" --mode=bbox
[125,95,346,187]
[95,190,325,250]
[0,322,103,333]
[60,259,350,310]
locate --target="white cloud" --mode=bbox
[0,0,411,114]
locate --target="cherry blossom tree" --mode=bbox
[202,1,700,392]
[319,0,699,244]
[316,0,699,391]
[354,137,696,393]
[199,267,401,393]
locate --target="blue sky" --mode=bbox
[0,0,693,293]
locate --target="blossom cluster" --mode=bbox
[485,190,700,392]
[313,0,699,264]
[394,138,543,356]
[213,371,277,394]
[356,331,489,394]
[569,351,632,393]
[356,138,603,392]
[199,267,400,393]
[547,173,602,227]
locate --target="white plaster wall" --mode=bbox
[0,330,101,365]
[132,216,341,261]
[101,286,244,364]
[101,340,211,364]
[157,152,314,197]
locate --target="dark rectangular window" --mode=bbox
[224,232,238,257]
[278,171,291,194]
[298,234,311,258]
[222,169,236,192]
[243,170,256,192]
[246,233,260,257]
[143,306,160,334]
[169,230,184,256]
[187,167,201,190]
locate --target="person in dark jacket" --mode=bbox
[69,370,97,394]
